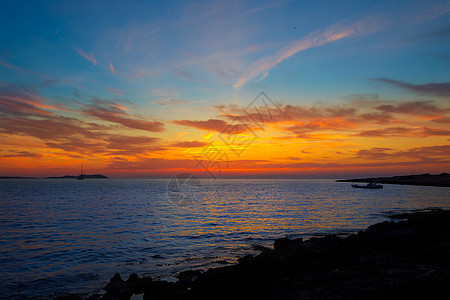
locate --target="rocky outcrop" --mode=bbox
[337,172,450,187]
[96,208,450,299]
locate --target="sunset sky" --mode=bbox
[0,0,449,178]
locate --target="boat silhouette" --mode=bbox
[76,162,85,180]
[352,180,383,189]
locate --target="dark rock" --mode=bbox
[177,269,202,281]
[237,254,254,264]
[127,273,139,284]
[103,280,128,299]
[252,244,271,252]
[273,237,292,252]
[109,273,123,285]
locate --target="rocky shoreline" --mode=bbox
[61,208,450,300]
[336,173,450,187]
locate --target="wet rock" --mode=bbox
[273,237,291,252]
[252,244,271,252]
[127,274,139,284]
[177,269,202,281]
[237,254,254,264]
[103,273,153,300]
[103,274,132,299]
[110,273,123,285]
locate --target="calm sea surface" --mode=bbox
[1,178,449,298]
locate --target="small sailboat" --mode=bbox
[352,180,383,189]
[77,162,85,180]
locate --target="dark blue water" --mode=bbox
[1,178,449,298]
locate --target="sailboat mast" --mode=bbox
[77,162,85,180]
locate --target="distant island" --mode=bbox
[337,172,450,187]
[0,174,108,179]
[47,174,108,179]
[0,176,36,179]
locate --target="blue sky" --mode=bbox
[2,0,448,104]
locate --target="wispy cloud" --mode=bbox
[215,96,450,140]
[374,100,449,116]
[0,104,162,156]
[247,0,292,15]
[0,115,103,141]
[155,98,187,105]
[107,88,124,96]
[108,62,115,74]
[0,151,42,158]
[372,78,450,97]
[172,118,251,134]
[128,67,158,79]
[176,0,226,27]
[75,47,98,66]
[172,118,229,132]
[403,26,450,43]
[0,84,59,116]
[356,145,450,162]
[83,99,165,132]
[356,126,415,137]
[0,84,166,158]
[234,1,450,88]
[174,69,195,81]
[0,60,54,80]
[233,18,383,88]
[170,141,207,148]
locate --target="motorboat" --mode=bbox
[351,181,383,189]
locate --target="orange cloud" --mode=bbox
[355,145,450,162]
[83,100,164,132]
[0,84,60,116]
[0,151,42,158]
[1,82,450,178]
[172,119,228,132]
[172,118,253,135]
[170,141,207,148]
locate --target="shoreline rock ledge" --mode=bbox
[336,172,450,187]
[66,208,450,299]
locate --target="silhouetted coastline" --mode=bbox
[60,208,450,299]
[0,174,108,179]
[337,173,450,187]
[47,174,108,179]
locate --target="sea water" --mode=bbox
[1,178,449,298]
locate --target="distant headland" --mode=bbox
[337,172,450,187]
[0,174,108,179]
[47,174,108,179]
